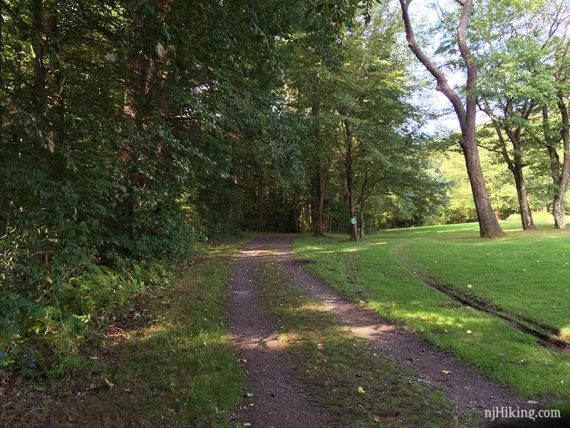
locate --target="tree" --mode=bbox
[473,0,570,229]
[399,0,505,238]
[332,11,420,240]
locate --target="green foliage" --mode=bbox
[0,0,301,375]
[6,0,566,379]
[1,242,244,426]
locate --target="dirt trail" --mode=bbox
[228,234,538,427]
[228,236,325,427]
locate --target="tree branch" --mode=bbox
[399,0,467,131]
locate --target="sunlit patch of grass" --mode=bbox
[401,227,570,334]
[256,263,464,427]
[293,228,570,406]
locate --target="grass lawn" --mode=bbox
[256,262,462,427]
[293,220,570,410]
[2,243,244,427]
[400,223,570,338]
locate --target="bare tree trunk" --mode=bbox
[0,0,4,236]
[481,100,535,230]
[358,207,365,238]
[310,175,316,232]
[505,111,536,230]
[555,93,570,228]
[542,104,569,229]
[552,193,565,229]
[461,132,504,236]
[257,173,264,232]
[311,101,325,236]
[400,0,504,238]
[31,0,47,117]
[311,169,325,235]
[343,119,358,241]
[44,2,66,163]
[357,164,370,239]
[512,163,535,230]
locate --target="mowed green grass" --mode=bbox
[293,220,570,409]
[402,222,570,338]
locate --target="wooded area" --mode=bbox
[1,0,569,377]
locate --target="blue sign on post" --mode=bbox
[350,217,357,225]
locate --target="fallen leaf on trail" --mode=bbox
[357,386,366,394]
[104,378,114,388]
[373,416,381,423]
[240,358,248,364]
[441,370,452,376]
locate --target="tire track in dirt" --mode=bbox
[228,236,325,427]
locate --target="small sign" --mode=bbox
[350,217,357,225]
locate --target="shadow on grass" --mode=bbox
[255,262,463,428]
[293,233,570,405]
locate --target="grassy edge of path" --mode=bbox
[255,261,466,427]
[1,241,245,427]
[292,233,570,413]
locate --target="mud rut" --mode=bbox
[228,234,538,427]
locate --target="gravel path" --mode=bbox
[228,236,325,427]
[228,234,543,427]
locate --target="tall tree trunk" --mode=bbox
[505,116,535,230]
[343,119,358,241]
[400,0,504,238]
[122,1,170,242]
[311,100,325,236]
[483,101,535,230]
[311,170,325,235]
[357,165,370,238]
[310,175,316,233]
[555,93,570,228]
[230,142,243,228]
[512,162,535,230]
[257,173,264,232]
[45,3,63,150]
[542,104,569,229]
[358,207,365,238]
[552,192,565,229]
[0,0,4,236]
[31,0,47,118]
[460,133,504,236]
